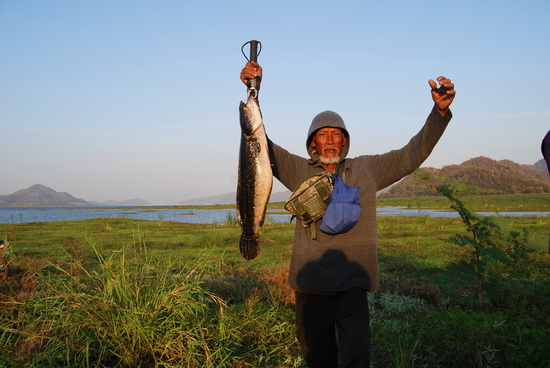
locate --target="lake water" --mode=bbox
[0,206,548,225]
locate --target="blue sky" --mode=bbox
[1,0,549,204]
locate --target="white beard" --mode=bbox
[319,155,340,164]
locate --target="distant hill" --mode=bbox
[380,156,550,198]
[0,184,90,207]
[4,157,547,206]
[90,198,152,206]
[180,187,393,206]
[533,158,549,173]
[179,190,292,206]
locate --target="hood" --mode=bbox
[306,110,350,160]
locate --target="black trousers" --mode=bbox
[295,288,371,368]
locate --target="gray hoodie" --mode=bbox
[306,110,350,161]
[268,106,452,294]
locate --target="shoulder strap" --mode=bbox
[336,160,348,182]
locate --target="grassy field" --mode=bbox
[1,196,549,367]
[375,193,550,212]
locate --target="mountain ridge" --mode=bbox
[380,157,549,198]
[2,157,548,206]
[0,184,89,207]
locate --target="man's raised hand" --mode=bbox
[429,76,455,116]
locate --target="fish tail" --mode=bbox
[239,233,261,260]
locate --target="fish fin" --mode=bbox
[239,234,260,260]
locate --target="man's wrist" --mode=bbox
[437,106,449,117]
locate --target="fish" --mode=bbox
[237,91,273,260]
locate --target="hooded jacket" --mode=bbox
[306,110,350,160]
[268,106,452,294]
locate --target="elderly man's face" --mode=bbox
[311,127,346,164]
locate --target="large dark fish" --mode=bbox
[237,91,272,260]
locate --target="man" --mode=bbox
[542,130,550,174]
[240,62,455,367]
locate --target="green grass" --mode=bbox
[376,193,550,212]
[1,206,549,367]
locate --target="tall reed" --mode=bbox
[1,234,301,367]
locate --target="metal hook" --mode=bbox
[241,40,262,62]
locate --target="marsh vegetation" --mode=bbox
[1,194,549,367]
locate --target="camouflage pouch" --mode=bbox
[284,172,333,239]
